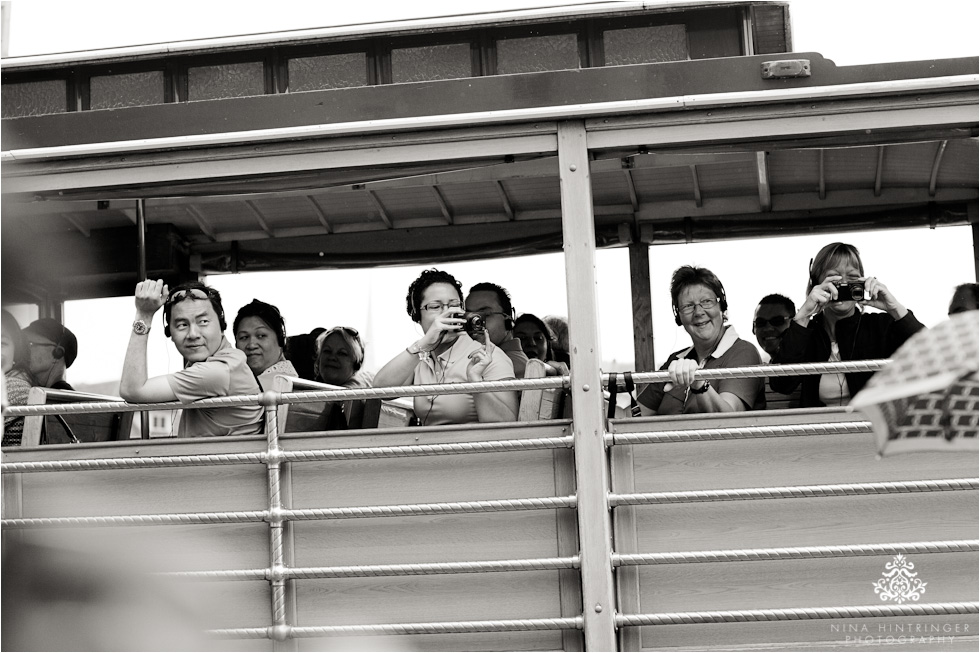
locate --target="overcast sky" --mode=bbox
[3,0,977,385]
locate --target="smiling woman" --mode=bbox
[637,265,765,416]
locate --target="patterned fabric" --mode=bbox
[851,311,978,455]
[2,368,34,446]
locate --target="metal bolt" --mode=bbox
[569,165,577,171]
[594,603,603,613]
[582,384,590,392]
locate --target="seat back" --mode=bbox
[273,376,360,433]
[518,359,568,421]
[21,388,135,446]
[359,397,417,429]
[764,381,802,410]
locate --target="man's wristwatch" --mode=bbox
[132,319,151,336]
[690,380,710,394]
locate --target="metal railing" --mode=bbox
[3,359,978,650]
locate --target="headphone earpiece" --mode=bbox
[504,307,516,331]
[672,305,682,326]
[52,346,65,360]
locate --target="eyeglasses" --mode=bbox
[753,316,789,329]
[474,310,508,320]
[677,298,719,315]
[421,300,462,313]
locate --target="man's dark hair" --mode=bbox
[163,281,227,336]
[757,293,796,316]
[467,282,514,317]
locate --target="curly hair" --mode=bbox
[406,268,464,322]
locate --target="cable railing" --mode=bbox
[4,356,976,649]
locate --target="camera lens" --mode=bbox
[849,283,865,301]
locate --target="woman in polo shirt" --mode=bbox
[638,265,765,415]
[374,268,518,425]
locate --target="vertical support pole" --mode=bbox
[137,199,150,440]
[610,442,642,651]
[261,392,295,651]
[557,121,617,652]
[969,201,978,282]
[628,244,654,373]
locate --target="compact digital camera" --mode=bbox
[462,312,487,343]
[831,280,867,302]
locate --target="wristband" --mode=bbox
[690,379,710,394]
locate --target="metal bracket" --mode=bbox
[761,59,811,79]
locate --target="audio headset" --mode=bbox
[163,284,227,337]
[50,326,67,361]
[672,282,728,326]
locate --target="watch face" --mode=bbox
[133,320,149,335]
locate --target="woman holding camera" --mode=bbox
[770,242,924,407]
[638,265,764,415]
[374,268,518,425]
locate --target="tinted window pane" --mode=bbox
[1,80,66,118]
[496,34,579,74]
[289,52,367,91]
[188,62,265,101]
[90,71,165,109]
[604,24,689,65]
[391,43,471,83]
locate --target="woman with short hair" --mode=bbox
[638,265,764,415]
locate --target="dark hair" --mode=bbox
[757,293,796,316]
[808,242,864,294]
[513,313,556,361]
[406,269,464,322]
[1,309,29,369]
[949,283,979,314]
[670,266,728,311]
[467,282,514,317]
[163,281,227,336]
[233,299,287,347]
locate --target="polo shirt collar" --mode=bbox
[679,325,740,361]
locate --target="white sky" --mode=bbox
[2,0,978,386]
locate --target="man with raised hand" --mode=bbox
[120,279,262,437]
[465,282,529,378]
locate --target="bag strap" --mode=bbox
[624,372,641,417]
[607,373,619,419]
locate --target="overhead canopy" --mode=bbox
[2,52,977,304]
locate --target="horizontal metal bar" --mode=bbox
[166,556,580,581]
[608,478,979,506]
[613,540,980,566]
[616,602,979,626]
[612,360,889,386]
[208,616,585,639]
[1,451,268,473]
[282,496,576,521]
[1,495,576,529]
[3,77,975,161]
[3,375,567,417]
[607,421,872,446]
[1,435,573,474]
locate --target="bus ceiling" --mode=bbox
[1,47,977,304]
